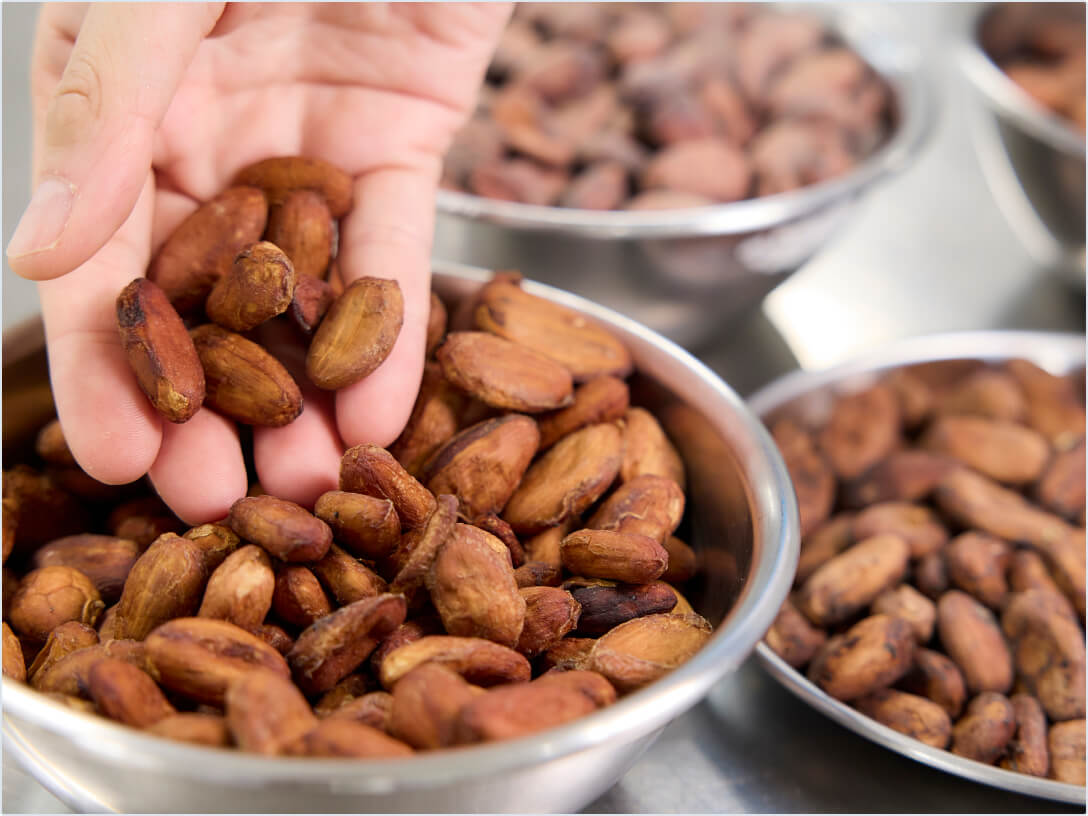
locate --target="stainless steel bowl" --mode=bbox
[1,262,799,814]
[748,329,1086,806]
[958,4,1087,289]
[433,4,935,349]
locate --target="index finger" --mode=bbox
[40,175,248,525]
[37,172,163,485]
[332,164,436,448]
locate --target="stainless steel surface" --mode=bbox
[1,703,656,814]
[1,263,799,814]
[747,330,1087,806]
[958,3,1087,287]
[4,4,1088,813]
[433,4,935,348]
[6,658,1084,816]
[590,658,1085,814]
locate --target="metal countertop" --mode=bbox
[3,3,1085,813]
[592,5,1083,810]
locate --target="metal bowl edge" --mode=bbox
[749,329,1087,806]
[435,3,936,240]
[2,261,800,812]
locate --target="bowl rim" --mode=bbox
[435,3,936,239]
[2,261,800,796]
[748,328,1087,806]
[957,3,1087,159]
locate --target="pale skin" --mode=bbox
[8,3,512,524]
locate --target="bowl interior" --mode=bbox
[1,264,798,809]
[748,329,1087,805]
[436,3,934,239]
[960,4,1086,158]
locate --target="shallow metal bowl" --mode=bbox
[1,262,799,813]
[434,4,934,349]
[958,4,1087,288]
[748,329,1086,806]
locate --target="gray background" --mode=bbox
[3,2,1084,345]
[3,3,1085,814]
[3,3,38,329]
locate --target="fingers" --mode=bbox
[149,408,248,525]
[150,184,200,255]
[252,322,343,508]
[333,164,437,448]
[37,173,162,486]
[40,173,248,526]
[253,163,438,503]
[254,392,343,509]
[8,2,224,280]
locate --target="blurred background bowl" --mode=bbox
[434,4,935,350]
[1,262,799,814]
[958,3,1086,290]
[749,329,1086,805]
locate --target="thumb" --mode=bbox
[7,2,224,280]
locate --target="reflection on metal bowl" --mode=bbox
[434,5,934,349]
[1,262,799,814]
[959,4,1087,289]
[750,329,1086,806]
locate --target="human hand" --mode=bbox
[7,2,511,523]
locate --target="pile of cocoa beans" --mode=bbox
[764,356,1086,785]
[441,4,893,209]
[114,156,401,428]
[1,162,711,756]
[982,3,1085,130]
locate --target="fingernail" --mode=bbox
[6,176,76,259]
